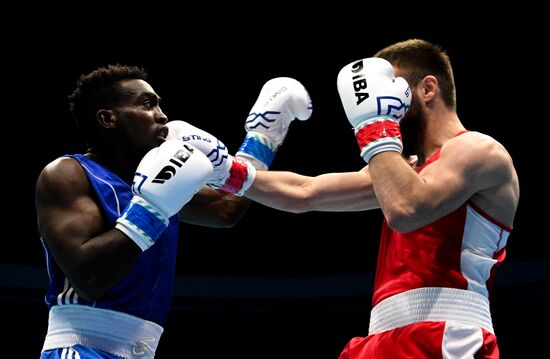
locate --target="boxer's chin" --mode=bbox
[400,96,425,158]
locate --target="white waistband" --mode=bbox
[42,305,164,359]
[369,287,494,335]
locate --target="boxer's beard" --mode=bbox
[400,95,426,158]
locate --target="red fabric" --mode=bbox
[338,322,445,359]
[486,247,506,294]
[371,129,506,306]
[338,323,499,359]
[220,157,248,194]
[340,129,503,358]
[475,328,500,359]
[373,205,469,306]
[355,120,401,150]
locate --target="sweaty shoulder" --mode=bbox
[441,131,519,226]
[36,157,90,205]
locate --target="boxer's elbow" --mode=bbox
[384,201,425,232]
[213,199,252,228]
[215,208,247,227]
[386,213,418,232]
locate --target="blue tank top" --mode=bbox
[42,154,180,325]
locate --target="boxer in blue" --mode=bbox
[36,65,311,358]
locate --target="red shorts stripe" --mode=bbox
[338,322,499,359]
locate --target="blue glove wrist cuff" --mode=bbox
[237,133,276,168]
[116,197,168,251]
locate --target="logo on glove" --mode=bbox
[181,134,212,143]
[245,111,281,130]
[205,140,228,168]
[261,86,288,107]
[151,144,194,184]
[350,60,370,105]
[376,96,410,121]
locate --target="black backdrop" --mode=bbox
[5,17,547,358]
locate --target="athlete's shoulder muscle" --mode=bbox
[439,131,516,191]
[36,156,105,245]
[436,131,519,225]
[37,157,90,205]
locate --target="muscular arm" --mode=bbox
[36,158,141,302]
[245,166,379,213]
[369,132,518,232]
[180,187,251,227]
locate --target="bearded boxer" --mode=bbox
[242,39,519,358]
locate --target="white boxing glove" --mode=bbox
[337,58,411,163]
[116,140,213,251]
[236,77,312,170]
[167,120,256,196]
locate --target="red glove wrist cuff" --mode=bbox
[355,119,402,151]
[219,157,250,194]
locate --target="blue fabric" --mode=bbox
[238,135,276,168]
[121,199,166,241]
[40,344,124,358]
[43,154,179,326]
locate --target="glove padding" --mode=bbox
[337,58,411,163]
[116,140,213,251]
[167,120,255,196]
[237,77,312,170]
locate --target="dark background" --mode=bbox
[5,15,547,358]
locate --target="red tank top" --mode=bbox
[372,132,511,306]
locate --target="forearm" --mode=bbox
[245,171,313,212]
[180,187,251,227]
[246,169,379,213]
[369,152,429,230]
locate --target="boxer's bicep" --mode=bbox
[416,133,509,224]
